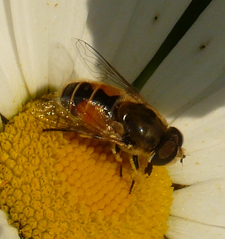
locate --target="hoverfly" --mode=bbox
[32,39,184,192]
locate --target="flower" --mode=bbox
[1,1,225,239]
[0,103,173,238]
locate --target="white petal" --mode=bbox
[10,1,49,97]
[48,43,75,91]
[47,0,91,88]
[168,85,225,184]
[168,142,225,185]
[44,1,192,89]
[0,210,19,239]
[0,1,28,117]
[46,1,191,85]
[166,216,225,239]
[170,179,225,227]
[173,86,225,152]
[84,1,191,83]
[141,0,225,119]
[0,0,193,106]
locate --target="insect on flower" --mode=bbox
[32,39,184,192]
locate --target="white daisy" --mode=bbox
[0,1,225,238]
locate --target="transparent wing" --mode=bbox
[73,38,147,104]
[31,97,124,144]
[32,98,86,132]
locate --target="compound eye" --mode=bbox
[150,127,183,166]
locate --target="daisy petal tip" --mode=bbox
[171,179,225,228]
[166,216,225,239]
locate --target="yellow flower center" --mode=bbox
[0,100,173,239]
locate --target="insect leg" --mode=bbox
[128,155,140,193]
[144,162,153,176]
[43,128,73,132]
[119,164,123,177]
[114,145,123,177]
[129,180,135,194]
[132,155,139,170]
[115,144,120,154]
[180,154,186,164]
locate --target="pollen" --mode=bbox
[0,101,173,239]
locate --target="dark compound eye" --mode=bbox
[150,127,183,166]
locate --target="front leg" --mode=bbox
[132,155,139,170]
[145,162,153,176]
[129,154,139,172]
[111,144,123,177]
[128,155,140,194]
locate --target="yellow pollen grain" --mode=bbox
[0,100,173,239]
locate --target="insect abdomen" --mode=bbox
[60,82,120,118]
